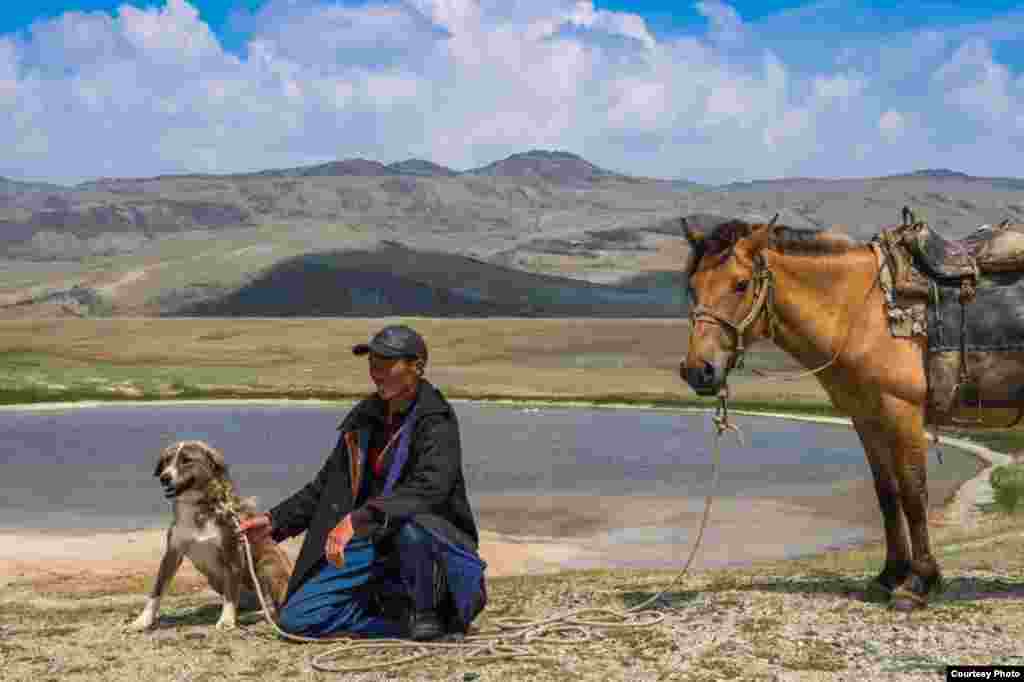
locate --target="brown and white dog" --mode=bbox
[129,440,293,631]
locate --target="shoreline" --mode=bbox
[0,390,839,417]
[0,395,828,411]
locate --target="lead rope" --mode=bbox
[231,397,737,674]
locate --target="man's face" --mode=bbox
[369,353,420,400]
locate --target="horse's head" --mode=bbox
[680,215,776,396]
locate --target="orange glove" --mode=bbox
[237,513,273,543]
[325,514,354,568]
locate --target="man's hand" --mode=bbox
[325,515,354,568]
[324,507,380,568]
[237,513,273,543]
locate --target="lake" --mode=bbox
[0,401,983,568]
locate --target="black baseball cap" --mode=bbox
[353,324,428,363]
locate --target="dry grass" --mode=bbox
[0,317,828,406]
[3,515,1024,682]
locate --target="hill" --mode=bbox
[170,242,682,317]
[0,153,1021,318]
[465,149,626,186]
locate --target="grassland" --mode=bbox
[0,316,827,405]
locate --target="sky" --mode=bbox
[0,0,1022,186]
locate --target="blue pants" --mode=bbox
[277,521,486,639]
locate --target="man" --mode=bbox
[238,324,486,640]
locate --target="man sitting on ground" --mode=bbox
[239,324,487,640]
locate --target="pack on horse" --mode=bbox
[679,209,1024,611]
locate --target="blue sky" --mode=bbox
[0,1,1022,185]
[1,1,261,54]
[6,1,1021,61]
[0,1,813,43]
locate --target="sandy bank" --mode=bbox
[0,527,586,595]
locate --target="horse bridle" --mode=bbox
[689,239,892,385]
[687,251,776,369]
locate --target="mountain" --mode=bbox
[721,168,1024,193]
[0,176,70,195]
[902,168,972,180]
[250,158,393,178]
[385,159,458,177]
[466,150,625,186]
[253,150,626,184]
[893,168,1024,191]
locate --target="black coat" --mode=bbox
[268,380,479,598]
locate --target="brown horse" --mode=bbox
[679,215,1021,611]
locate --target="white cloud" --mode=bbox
[365,72,420,102]
[410,0,480,34]
[0,0,1023,184]
[0,38,17,102]
[696,0,746,47]
[934,39,1017,124]
[814,73,865,102]
[119,0,220,61]
[606,77,667,128]
[762,108,810,149]
[878,110,905,139]
[566,1,656,49]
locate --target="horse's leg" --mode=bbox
[883,401,942,611]
[851,416,911,593]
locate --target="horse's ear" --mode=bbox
[902,206,918,226]
[680,216,704,247]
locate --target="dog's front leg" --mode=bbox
[129,531,184,631]
[215,565,242,630]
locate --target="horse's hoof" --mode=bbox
[890,587,927,612]
[890,598,924,612]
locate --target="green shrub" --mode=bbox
[989,464,1024,514]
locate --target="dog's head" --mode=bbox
[154,440,227,499]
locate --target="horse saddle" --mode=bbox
[874,211,1024,422]
[903,218,1024,281]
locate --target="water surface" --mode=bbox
[0,402,981,542]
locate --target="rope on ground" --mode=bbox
[237,398,739,674]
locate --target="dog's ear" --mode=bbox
[197,441,227,476]
[153,444,173,477]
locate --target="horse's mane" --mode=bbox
[699,219,860,259]
[772,224,861,255]
[684,218,862,285]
